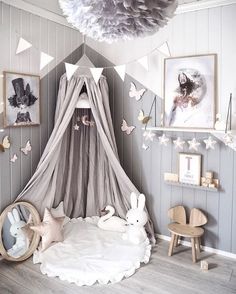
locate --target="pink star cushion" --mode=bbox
[30,208,64,251]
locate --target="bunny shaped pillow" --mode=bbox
[7,208,29,258]
[123,192,148,245]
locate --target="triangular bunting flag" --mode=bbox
[137,56,149,71]
[114,64,126,81]
[40,52,54,70]
[16,37,32,54]
[157,42,171,56]
[65,63,79,80]
[90,68,103,84]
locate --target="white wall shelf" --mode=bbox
[164,180,219,192]
[143,127,226,134]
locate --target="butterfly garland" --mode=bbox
[21,140,32,155]
[138,110,151,124]
[0,136,10,152]
[121,119,136,135]
[129,82,146,101]
[10,154,18,163]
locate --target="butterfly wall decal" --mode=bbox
[142,143,149,150]
[138,110,152,124]
[121,119,136,135]
[129,82,146,101]
[10,154,18,163]
[0,136,11,152]
[21,140,32,155]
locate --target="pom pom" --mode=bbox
[59,0,177,43]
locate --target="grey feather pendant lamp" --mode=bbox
[59,0,178,43]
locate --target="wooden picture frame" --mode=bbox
[164,54,217,130]
[179,153,202,186]
[4,71,40,127]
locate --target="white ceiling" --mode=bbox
[23,0,200,16]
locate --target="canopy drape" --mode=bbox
[15,74,155,242]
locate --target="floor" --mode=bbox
[0,239,235,294]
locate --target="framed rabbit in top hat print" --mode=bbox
[3,71,40,127]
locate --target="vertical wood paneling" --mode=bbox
[122,75,132,179]
[1,3,11,211]
[20,10,32,191]
[0,3,83,213]
[40,18,49,154]
[9,6,21,202]
[30,14,41,174]
[0,2,236,255]
[47,21,57,136]
[85,5,236,253]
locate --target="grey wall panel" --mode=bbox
[0,3,83,215]
[84,45,236,254]
[0,2,235,255]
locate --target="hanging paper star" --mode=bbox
[74,124,80,131]
[173,137,185,150]
[204,136,217,150]
[223,133,233,146]
[188,138,201,151]
[142,143,149,150]
[158,134,169,146]
[143,130,155,141]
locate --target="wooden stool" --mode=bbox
[167,206,207,263]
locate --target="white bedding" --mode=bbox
[33,217,151,286]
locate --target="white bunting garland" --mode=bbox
[12,32,174,79]
[40,52,54,70]
[137,56,149,71]
[65,62,79,80]
[157,42,171,56]
[90,68,103,84]
[16,37,32,54]
[114,64,126,81]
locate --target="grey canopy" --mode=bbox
[15,72,155,242]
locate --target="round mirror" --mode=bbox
[0,201,41,261]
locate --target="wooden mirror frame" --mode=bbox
[0,201,41,261]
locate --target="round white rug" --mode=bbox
[33,217,151,286]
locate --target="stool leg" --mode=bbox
[191,238,197,263]
[168,234,176,256]
[195,237,201,255]
[174,235,179,247]
[198,237,202,252]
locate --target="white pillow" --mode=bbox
[50,202,70,226]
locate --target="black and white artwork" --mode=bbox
[164,54,216,129]
[4,72,40,127]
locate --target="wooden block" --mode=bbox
[209,183,216,188]
[205,171,213,179]
[200,260,209,271]
[205,178,213,185]
[213,179,219,188]
[164,173,179,182]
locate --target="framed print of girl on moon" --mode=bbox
[164,54,216,129]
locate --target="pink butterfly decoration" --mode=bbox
[121,119,136,135]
